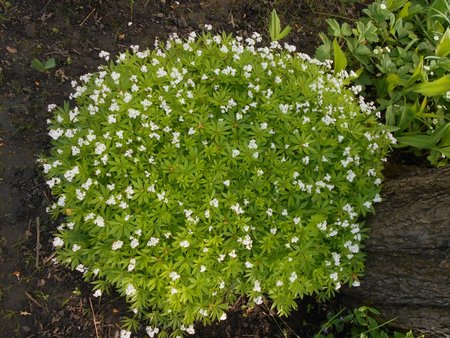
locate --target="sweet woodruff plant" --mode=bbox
[42,27,395,337]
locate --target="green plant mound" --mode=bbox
[43,31,393,336]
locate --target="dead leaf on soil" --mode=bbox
[55,68,69,82]
[12,270,21,279]
[6,46,17,54]
[20,311,32,316]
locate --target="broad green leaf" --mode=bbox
[386,73,402,91]
[326,19,341,37]
[397,1,411,19]
[406,56,424,86]
[398,100,416,130]
[428,0,449,30]
[269,9,280,41]
[385,105,396,126]
[341,22,352,36]
[356,21,379,43]
[396,134,436,149]
[388,0,409,12]
[435,146,450,157]
[45,58,56,69]
[436,28,450,57]
[277,25,292,41]
[314,44,332,61]
[31,59,45,72]
[409,75,450,96]
[397,123,450,149]
[431,122,450,145]
[269,9,291,41]
[333,38,347,74]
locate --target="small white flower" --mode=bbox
[330,272,338,281]
[75,264,86,273]
[223,180,230,187]
[248,139,258,149]
[94,216,105,227]
[169,271,181,281]
[93,289,102,297]
[209,198,219,208]
[112,240,123,250]
[127,258,136,272]
[231,203,244,215]
[53,237,64,248]
[219,313,227,321]
[289,272,297,283]
[184,324,195,335]
[72,244,81,252]
[232,149,240,157]
[125,284,136,296]
[120,330,131,338]
[373,194,382,203]
[146,326,160,337]
[253,280,261,292]
[346,170,356,182]
[180,240,190,248]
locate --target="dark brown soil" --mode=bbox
[0,1,368,337]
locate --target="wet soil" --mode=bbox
[0,0,371,337]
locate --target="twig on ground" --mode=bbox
[42,251,56,265]
[89,297,100,338]
[80,8,96,27]
[25,291,44,309]
[35,217,41,269]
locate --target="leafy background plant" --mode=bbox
[315,0,450,166]
[315,306,420,338]
[42,28,393,336]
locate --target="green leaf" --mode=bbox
[396,123,450,149]
[327,19,341,37]
[405,56,425,87]
[269,9,291,42]
[277,25,292,41]
[435,146,450,158]
[31,59,46,72]
[409,75,450,96]
[269,9,280,42]
[386,73,402,92]
[333,38,347,73]
[341,22,352,37]
[388,0,409,12]
[397,1,411,20]
[44,57,56,69]
[436,28,450,57]
[385,105,396,126]
[315,33,332,61]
